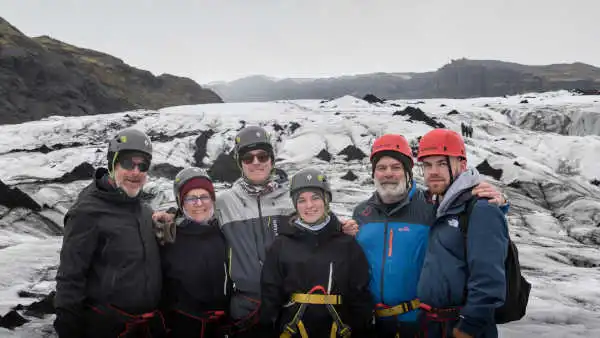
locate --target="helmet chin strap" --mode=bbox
[108,151,119,179]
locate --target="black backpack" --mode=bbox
[459,198,532,324]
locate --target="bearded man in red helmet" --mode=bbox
[349,133,508,338]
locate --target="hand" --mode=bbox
[341,218,359,236]
[471,181,506,206]
[453,327,473,338]
[152,211,175,223]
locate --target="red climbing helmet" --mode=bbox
[417,128,466,161]
[370,134,414,167]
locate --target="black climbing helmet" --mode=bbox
[107,128,153,172]
[290,168,332,202]
[234,126,274,162]
[173,167,214,209]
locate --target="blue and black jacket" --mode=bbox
[418,169,509,338]
[353,181,436,322]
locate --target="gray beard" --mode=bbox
[375,179,408,204]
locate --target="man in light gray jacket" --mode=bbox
[216,126,296,337]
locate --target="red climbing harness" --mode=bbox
[89,303,166,337]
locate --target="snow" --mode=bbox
[1,90,600,336]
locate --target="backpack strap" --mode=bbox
[458,197,479,305]
[458,198,478,235]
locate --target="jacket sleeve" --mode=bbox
[259,238,285,333]
[457,201,509,336]
[54,210,100,338]
[345,239,375,337]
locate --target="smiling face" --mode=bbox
[422,155,467,194]
[240,149,273,184]
[113,154,149,197]
[182,188,214,222]
[373,156,408,203]
[296,190,326,224]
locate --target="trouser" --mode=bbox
[164,310,226,338]
[84,305,167,338]
[418,303,461,338]
[375,319,422,338]
[228,324,265,338]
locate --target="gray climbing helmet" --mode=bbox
[290,168,332,202]
[173,167,213,208]
[107,128,153,172]
[234,126,273,159]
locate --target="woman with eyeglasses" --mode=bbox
[157,167,230,338]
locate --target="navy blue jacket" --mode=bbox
[418,169,509,338]
[354,181,436,322]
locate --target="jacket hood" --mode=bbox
[436,167,482,218]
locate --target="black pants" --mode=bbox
[229,323,270,338]
[376,319,422,338]
[83,308,167,338]
[164,311,225,338]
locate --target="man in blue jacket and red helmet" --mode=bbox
[417,129,508,338]
[350,134,507,338]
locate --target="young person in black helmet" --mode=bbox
[259,168,374,338]
[54,128,165,338]
[158,167,230,337]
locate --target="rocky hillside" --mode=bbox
[208,59,600,102]
[0,17,222,124]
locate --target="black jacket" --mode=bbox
[54,168,162,337]
[160,217,230,322]
[260,214,374,337]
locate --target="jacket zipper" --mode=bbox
[388,229,394,257]
[380,221,389,304]
[134,204,149,301]
[257,196,264,266]
[257,195,264,227]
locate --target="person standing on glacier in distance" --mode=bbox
[153,125,362,337]
[417,129,509,338]
[54,128,165,338]
[345,133,508,338]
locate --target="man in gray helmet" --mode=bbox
[215,125,296,337]
[54,128,165,338]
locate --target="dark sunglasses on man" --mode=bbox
[240,151,270,165]
[119,157,150,172]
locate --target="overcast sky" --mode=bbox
[1,0,598,83]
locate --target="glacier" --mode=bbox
[0,90,599,337]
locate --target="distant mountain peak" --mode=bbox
[207,59,600,103]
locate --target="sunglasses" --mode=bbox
[183,195,212,204]
[240,152,270,165]
[119,158,150,172]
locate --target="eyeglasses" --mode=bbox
[119,158,150,172]
[240,152,270,165]
[183,195,212,205]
